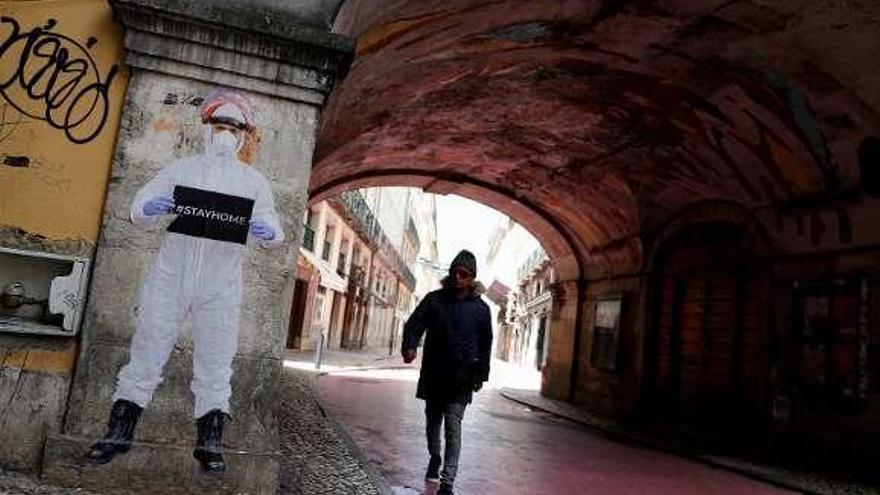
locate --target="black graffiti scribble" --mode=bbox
[2,155,30,167]
[162,93,204,107]
[0,16,119,144]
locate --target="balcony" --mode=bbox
[516,248,548,282]
[329,191,417,291]
[302,224,315,251]
[336,191,379,240]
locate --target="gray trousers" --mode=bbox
[425,401,466,485]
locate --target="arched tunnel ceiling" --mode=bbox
[312,0,880,276]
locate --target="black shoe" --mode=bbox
[84,399,143,465]
[437,483,454,495]
[193,409,228,473]
[425,454,441,482]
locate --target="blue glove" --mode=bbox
[143,196,175,216]
[249,219,276,241]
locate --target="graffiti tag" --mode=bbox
[2,155,29,167]
[162,93,204,107]
[0,16,119,144]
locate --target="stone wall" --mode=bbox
[39,1,352,492]
[0,0,128,472]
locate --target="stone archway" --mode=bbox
[312,0,880,445]
[309,171,587,399]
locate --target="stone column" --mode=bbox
[43,1,352,493]
[542,279,584,401]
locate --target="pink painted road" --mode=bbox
[315,367,795,495]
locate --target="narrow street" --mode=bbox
[313,362,795,495]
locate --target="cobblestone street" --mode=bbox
[4,351,880,494]
[0,470,99,495]
[0,365,384,495]
[278,365,384,495]
[315,365,799,495]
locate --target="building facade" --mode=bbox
[502,250,555,371]
[286,188,437,355]
[484,219,555,372]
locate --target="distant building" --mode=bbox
[484,217,554,370]
[286,188,438,354]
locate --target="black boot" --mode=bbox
[425,454,441,482]
[193,409,227,473]
[437,482,455,495]
[84,399,143,464]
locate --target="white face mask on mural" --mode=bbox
[205,128,241,157]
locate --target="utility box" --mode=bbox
[0,247,90,336]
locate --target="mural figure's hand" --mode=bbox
[249,219,276,241]
[143,196,175,216]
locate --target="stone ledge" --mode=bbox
[126,30,332,92]
[111,0,353,80]
[125,54,327,105]
[113,0,350,49]
[43,435,280,495]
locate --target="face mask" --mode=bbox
[206,129,241,157]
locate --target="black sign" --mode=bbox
[168,186,254,244]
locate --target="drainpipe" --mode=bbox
[389,279,400,356]
[360,248,375,349]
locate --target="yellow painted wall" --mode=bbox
[1,344,77,373]
[0,0,127,242]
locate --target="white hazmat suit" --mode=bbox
[113,112,284,418]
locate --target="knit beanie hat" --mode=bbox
[449,250,477,276]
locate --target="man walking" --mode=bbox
[401,250,493,495]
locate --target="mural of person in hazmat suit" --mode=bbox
[84,88,284,473]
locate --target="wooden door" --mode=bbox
[286,279,310,349]
[653,225,761,426]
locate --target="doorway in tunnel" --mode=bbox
[651,223,767,434]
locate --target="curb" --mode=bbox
[498,389,875,495]
[306,374,395,495]
[315,364,415,377]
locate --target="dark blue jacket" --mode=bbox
[402,284,493,404]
